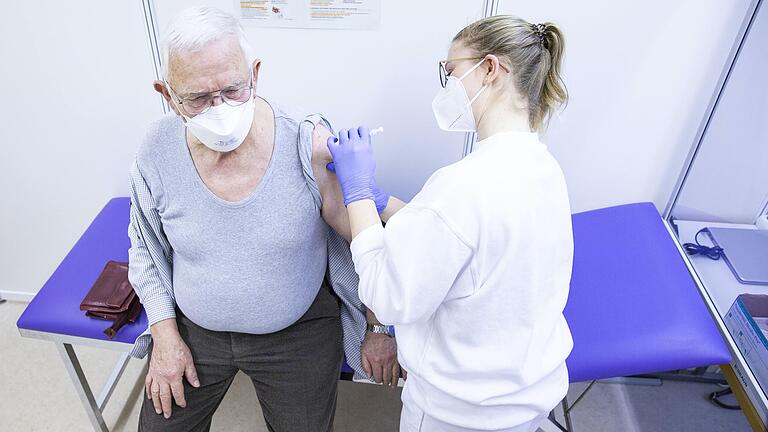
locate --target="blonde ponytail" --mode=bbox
[454,16,568,131]
[540,23,567,128]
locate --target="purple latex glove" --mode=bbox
[327,126,389,210]
[327,161,390,213]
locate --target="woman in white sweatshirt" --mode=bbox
[327,15,573,432]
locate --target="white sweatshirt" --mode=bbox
[350,131,574,430]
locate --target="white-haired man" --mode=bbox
[128,7,400,431]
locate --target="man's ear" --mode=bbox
[153,80,180,116]
[251,59,262,88]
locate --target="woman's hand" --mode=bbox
[327,162,390,214]
[326,126,378,207]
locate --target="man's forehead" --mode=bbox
[167,38,248,92]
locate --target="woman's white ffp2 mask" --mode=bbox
[432,59,487,132]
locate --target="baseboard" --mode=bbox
[0,290,34,303]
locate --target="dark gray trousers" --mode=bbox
[139,285,343,432]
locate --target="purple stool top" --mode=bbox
[565,202,730,382]
[18,199,730,381]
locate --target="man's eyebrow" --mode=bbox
[182,79,248,98]
[224,79,248,89]
[184,90,211,98]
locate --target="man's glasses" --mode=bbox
[167,76,254,116]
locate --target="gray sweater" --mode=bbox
[133,105,327,333]
[127,104,370,380]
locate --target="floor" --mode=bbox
[0,300,752,432]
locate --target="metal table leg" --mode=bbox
[56,343,132,432]
[539,415,568,432]
[97,352,132,412]
[57,343,109,432]
[561,396,574,431]
[537,380,599,432]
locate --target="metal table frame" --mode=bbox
[14,324,721,432]
[18,328,137,432]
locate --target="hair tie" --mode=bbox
[533,23,548,48]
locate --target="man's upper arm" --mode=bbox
[311,124,352,241]
[128,161,176,326]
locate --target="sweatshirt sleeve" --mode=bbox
[350,205,474,325]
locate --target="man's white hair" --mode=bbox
[161,6,254,80]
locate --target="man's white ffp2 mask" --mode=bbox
[432,58,488,132]
[183,95,255,152]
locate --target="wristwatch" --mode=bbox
[366,323,394,337]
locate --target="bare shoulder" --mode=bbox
[311,123,333,165]
[309,122,350,239]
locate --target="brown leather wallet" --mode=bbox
[80,261,143,338]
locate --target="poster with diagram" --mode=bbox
[238,1,381,30]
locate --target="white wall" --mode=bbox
[0,2,162,296]
[0,1,755,295]
[496,0,752,213]
[151,0,487,202]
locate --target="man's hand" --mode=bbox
[361,330,400,388]
[146,319,200,419]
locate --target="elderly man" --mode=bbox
[128,7,400,431]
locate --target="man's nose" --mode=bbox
[211,94,225,107]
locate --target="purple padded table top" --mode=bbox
[18,199,730,380]
[17,198,147,345]
[564,202,730,381]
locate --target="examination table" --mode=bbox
[16,198,731,431]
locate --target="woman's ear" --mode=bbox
[482,55,504,86]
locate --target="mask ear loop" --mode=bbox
[468,84,487,105]
[462,58,489,105]
[457,57,487,81]
[246,68,256,102]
